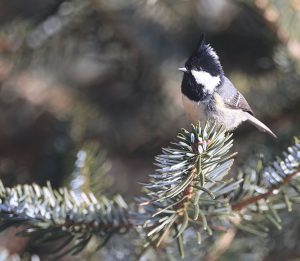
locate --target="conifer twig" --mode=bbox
[232,167,300,211]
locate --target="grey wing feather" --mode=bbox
[217,77,253,115]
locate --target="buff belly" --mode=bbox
[182,94,248,130]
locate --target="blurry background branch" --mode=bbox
[0,181,130,258]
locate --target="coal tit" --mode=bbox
[179,35,276,138]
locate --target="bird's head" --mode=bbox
[180,34,224,102]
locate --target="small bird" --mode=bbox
[179,35,276,138]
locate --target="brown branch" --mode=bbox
[232,167,300,211]
[204,227,237,261]
[204,214,241,261]
[175,168,197,213]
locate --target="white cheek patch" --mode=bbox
[191,70,220,93]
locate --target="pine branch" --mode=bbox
[231,137,300,235]
[136,123,300,258]
[232,168,300,211]
[135,122,240,258]
[0,121,298,259]
[0,181,130,258]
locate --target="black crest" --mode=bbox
[194,33,206,55]
[184,33,223,77]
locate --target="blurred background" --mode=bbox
[0,0,299,260]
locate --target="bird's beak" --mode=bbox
[178,67,188,72]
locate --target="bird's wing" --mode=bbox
[225,91,254,115]
[216,77,254,115]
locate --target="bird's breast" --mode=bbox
[182,94,208,123]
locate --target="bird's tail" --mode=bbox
[247,114,277,138]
